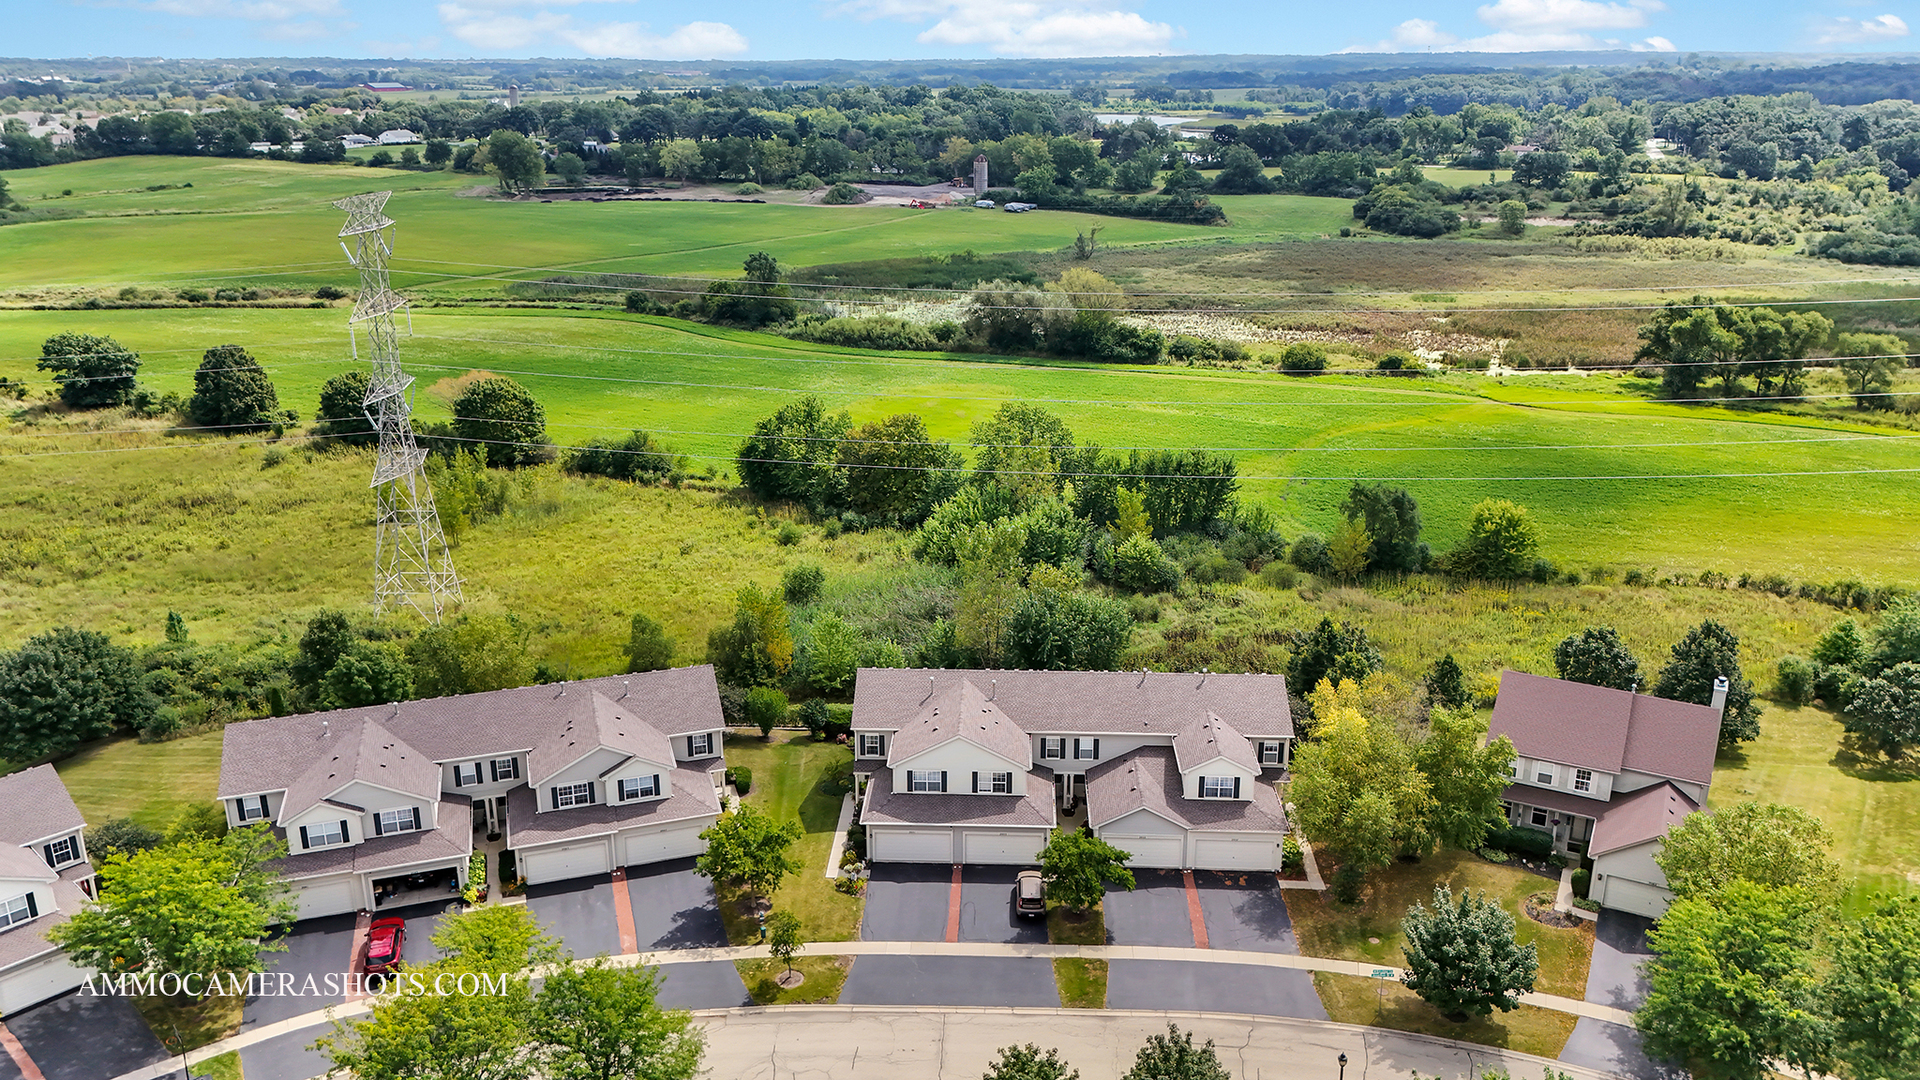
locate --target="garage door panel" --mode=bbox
[0,953,89,1015]
[1598,877,1671,919]
[961,830,1042,865]
[294,878,358,920]
[872,828,953,863]
[523,843,611,885]
[1193,837,1279,871]
[1105,834,1184,868]
[623,825,706,867]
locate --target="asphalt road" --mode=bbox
[1106,959,1326,1019]
[238,1028,332,1080]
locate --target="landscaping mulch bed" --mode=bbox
[1523,892,1582,929]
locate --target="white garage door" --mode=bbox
[1105,834,1184,868]
[871,828,953,864]
[1193,836,1279,871]
[294,878,359,920]
[1598,876,1673,919]
[623,823,707,867]
[0,952,88,1016]
[961,830,1042,865]
[522,842,611,885]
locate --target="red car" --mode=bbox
[366,917,406,973]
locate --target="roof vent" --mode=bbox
[620,680,630,700]
[321,720,330,737]
[1199,666,1209,687]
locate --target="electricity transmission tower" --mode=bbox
[334,191,461,621]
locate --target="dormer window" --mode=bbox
[301,820,347,849]
[553,782,596,809]
[490,758,521,783]
[909,770,946,793]
[1536,765,1555,785]
[1258,742,1282,766]
[859,733,885,757]
[235,795,270,822]
[42,836,79,868]
[453,763,483,786]
[0,893,37,929]
[618,775,660,801]
[1200,776,1241,799]
[1574,768,1593,793]
[1073,738,1100,761]
[375,808,421,836]
[971,771,1012,793]
[688,733,714,757]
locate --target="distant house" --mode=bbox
[218,666,728,920]
[341,133,375,149]
[851,668,1293,870]
[1489,670,1725,918]
[0,766,96,1015]
[362,82,411,93]
[375,129,420,145]
[1504,144,1540,156]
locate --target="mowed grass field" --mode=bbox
[4,304,1917,583]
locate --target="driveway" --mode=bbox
[1107,959,1326,1019]
[1560,1018,1678,1080]
[653,960,752,1009]
[526,875,622,960]
[1194,871,1299,953]
[1102,870,1189,947]
[238,1028,333,1080]
[840,956,1059,1007]
[956,867,1046,944]
[5,992,175,1080]
[245,914,354,1026]
[860,864,952,941]
[1585,910,1654,1009]
[625,857,729,950]
[375,898,463,968]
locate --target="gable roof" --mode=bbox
[854,668,1292,740]
[279,716,440,822]
[860,765,1056,828]
[1488,670,1720,786]
[528,690,676,783]
[885,679,1032,769]
[1590,781,1700,857]
[1085,747,1287,833]
[1172,714,1260,774]
[0,844,55,885]
[0,765,87,846]
[222,666,724,800]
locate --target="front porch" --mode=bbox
[1500,783,1602,856]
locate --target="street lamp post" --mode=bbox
[1339,1052,1348,1080]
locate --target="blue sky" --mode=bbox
[11,0,1918,62]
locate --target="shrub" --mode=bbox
[786,316,939,351]
[1574,897,1601,913]
[1289,533,1331,574]
[1282,835,1304,873]
[1485,824,1555,859]
[1279,342,1328,375]
[1107,534,1180,593]
[314,285,348,300]
[799,697,831,738]
[746,686,787,737]
[787,172,823,190]
[735,182,763,195]
[1480,848,1511,864]
[822,182,863,204]
[782,563,825,604]
[730,765,754,794]
[1776,655,1817,704]
[1572,868,1591,898]
[776,522,803,546]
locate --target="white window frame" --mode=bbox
[1073,738,1099,761]
[618,776,659,801]
[1530,807,1550,828]
[1509,760,1522,779]
[689,733,715,757]
[1535,765,1556,785]
[1040,737,1066,760]
[376,808,419,836]
[1573,768,1593,793]
[490,758,520,783]
[236,795,269,822]
[1201,776,1236,799]
[0,894,33,929]
[1259,741,1282,766]
[859,733,884,757]
[43,836,79,867]
[987,772,1012,794]
[909,770,945,793]
[454,762,483,786]
[554,782,595,809]
[306,820,346,848]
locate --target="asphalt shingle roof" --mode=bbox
[0,764,87,846]
[1084,747,1287,833]
[853,668,1293,740]
[884,679,1033,769]
[1488,670,1720,786]
[527,689,678,785]
[278,716,441,822]
[1590,781,1700,857]
[267,796,475,880]
[506,759,724,848]
[859,766,1057,828]
[1172,714,1261,774]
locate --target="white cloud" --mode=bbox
[135,0,342,19]
[437,1,746,57]
[1815,12,1909,42]
[836,0,1180,57]
[1344,0,1671,52]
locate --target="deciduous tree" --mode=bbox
[1553,627,1642,691]
[838,413,963,526]
[1825,893,1920,1080]
[1039,828,1135,912]
[407,614,536,698]
[706,584,794,688]
[1342,482,1422,573]
[625,613,675,673]
[486,129,546,192]
[985,1044,1081,1080]
[537,960,704,1080]
[736,395,852,509]
[1447,499,1539,579]
[452,375,548,467]
[37,331,140,408]
[322,640,413,708]
[1416,708,1516,852]
[314,369,376,446]
[187,344,286,431]
[1399,885,1538,1020]
[1290,679,1434,888]
[0,626,161,761]
[1287,617,1383,703]
[1120,1024,1230,1080]
[766,909,803,975]
[1653,801,1841,904]
[695,802,803,898]
[1843,661,1920,760]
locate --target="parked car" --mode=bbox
[1003,202,1036,213]
[975,199,995,208]
[1015,870,1046,918]
[366,917,406,973]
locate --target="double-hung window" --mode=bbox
[908,770,946,793]
[1530,807,1550,828]
[1573,768,1593,793]
[983,772,1012,793]
[375,808,421,836]
[1535,765,1555,785]
[490,758,521,783]
[302,820,347,849]
[688,733,715,757]
[1258,741,1282,767]
[859,733,884,757]
[235,795,270,822]
[1200,776,1239,799]
[42,836,79,868]
[0,893,35,929]
[553,782,595,809]
[453,762,483,787]
[1073,738,1100,761]
[618,775,660,801]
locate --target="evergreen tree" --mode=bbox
[1553,627,1642,691]
[1400,885,1538,1020]
[187,344,286,431]
[1653,619,1760,745]
[1424,654,1469,710]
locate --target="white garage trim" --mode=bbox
[291,875,360,920]
[521,840,613,884]
[1192,835,1280,871]
[1594,875,1672,918]
[620,817,712,867]
[869,827,955,864]
[1102,834,1184,868]
[959,829,1044,866]
[0,950,90,1016]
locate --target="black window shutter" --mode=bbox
[299,825,310,849]
[258,795,271,818]
[453,767,465,788]
[551,786,562,808]
[24,893,36,918]
[510,758,520,779]
[587,784,597,805]
[687,736,696,757]
[491,760,502,782]
[652,774,661,797]
[1233,776,1241,798]
[340,819,350,842]
[971,772,979,793]
[939,770,948,793]
[374,814,385,836]
[1093,739,1100,759]
[411,806,422,830]
[43,844,55,867]
[232,798,245,819]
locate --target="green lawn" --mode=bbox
[52,732,224,828]
[1053,957,1107,1008]
[735,955,851,1004]
[1711,703,1920,913]
[718,730,861,942]
[194,1050,243,1080]
[1312,972,1575,1060]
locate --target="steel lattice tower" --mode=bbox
[334,191,462,620]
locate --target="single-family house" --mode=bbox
[218,666,727,920]
[852,668,1293,870]
[362,82,411,93]
[341,133,375,149]
[0,766,97,1016]
[1489,669,1725,918]
[375,129,419,145]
